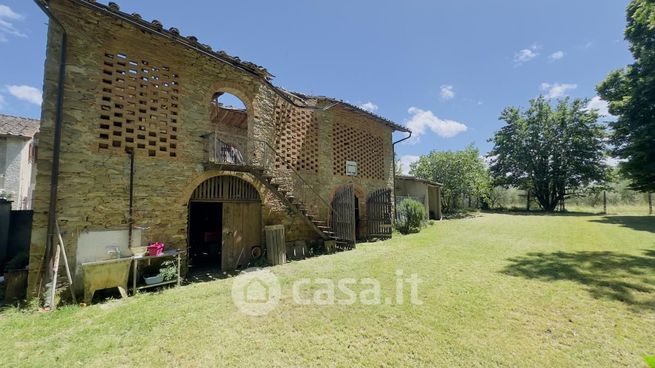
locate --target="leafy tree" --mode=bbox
[394,156,403,176]
[488,97,608,212]
[410,145,490,213]
[597,0,655,192]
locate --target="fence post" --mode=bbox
[603,190,607,215]
[649,192,653,215]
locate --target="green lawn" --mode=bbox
[1,213,654,367]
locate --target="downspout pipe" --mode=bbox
[391,131,412,221]
[34,0,67,299]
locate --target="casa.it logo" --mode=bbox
[231,267,281,316]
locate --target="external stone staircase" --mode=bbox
[203,161,339,244]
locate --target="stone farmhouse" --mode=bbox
[28,0,411,295]
[0,114,39,210]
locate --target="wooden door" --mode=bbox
[367,188,392,239]
[222,202,261,271]
[331,185,356,247]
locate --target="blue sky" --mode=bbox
[0,1,633,173]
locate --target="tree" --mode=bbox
[394,156,403,176]
[488,97,608,212]
[410,145,490,213]
[597,0,655,192]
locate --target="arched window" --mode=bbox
[209,92,249,165]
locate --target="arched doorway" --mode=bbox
[188,175,262,271]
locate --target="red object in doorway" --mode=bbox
[147,242,165,256]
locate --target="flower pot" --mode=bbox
[147,242,164,257]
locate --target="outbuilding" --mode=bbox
[395,175,442,220]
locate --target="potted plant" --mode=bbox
[142,260,176,285]
[4,251,28,302]
[159,260,177,282]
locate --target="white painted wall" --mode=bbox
[1,136,35,210]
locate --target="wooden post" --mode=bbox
[176,252,181,287]
[603,190,607,215]
[55,222,76,304]
[649,192,653,215]
[46,243,61,309]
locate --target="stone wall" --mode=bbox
[28,0,397,295]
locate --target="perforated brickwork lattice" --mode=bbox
[273,102,319,173]
[332,122,385,180]
[97,52,180,158]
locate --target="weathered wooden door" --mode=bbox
[222,202,261,270]
[367,188,393,239]
[331,185,356,247]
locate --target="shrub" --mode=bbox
[395,199,427,234]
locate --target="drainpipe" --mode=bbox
[34,0,67,300]
[127,150,135,248]
[391,131,412,220]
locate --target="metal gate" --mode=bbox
[367,188,392,239]
[331,184,356,247]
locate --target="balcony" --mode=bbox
[204,133,267,173]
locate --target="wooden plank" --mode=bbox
[55,221,77,304]
[222,202,235,270]
[241,202,261,267]
[367,188,392,239]
[331,185,356,247]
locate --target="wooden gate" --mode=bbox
[367,188,393,239]
[331,185,356,247]
[222,202,261,270]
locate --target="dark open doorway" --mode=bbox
[188,202,223,268]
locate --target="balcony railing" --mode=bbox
[206,133,252,167]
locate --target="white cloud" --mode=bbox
[404,107,468,143]
[549,51,565,61]
[398,155,420,175]
[0,5,26,41]
[6,85,42,105]
[513,44,539,65]
[540,82,577,99]
[439,85,455,101]
[359,101,378,112]
[0,5,22,20]
[586,96,611,117]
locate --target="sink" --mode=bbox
[81,257,132,304]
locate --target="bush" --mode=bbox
[395,199,427,234]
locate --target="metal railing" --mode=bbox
[205,133,336,232]
[207,133,249,166]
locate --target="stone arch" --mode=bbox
[208,81,255,114]
[176,170,267,206]
[328,183,367,205]
[328,183,368,242]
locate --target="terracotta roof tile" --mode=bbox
[0,114,40,138]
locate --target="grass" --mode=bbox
[1,213,654,367]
